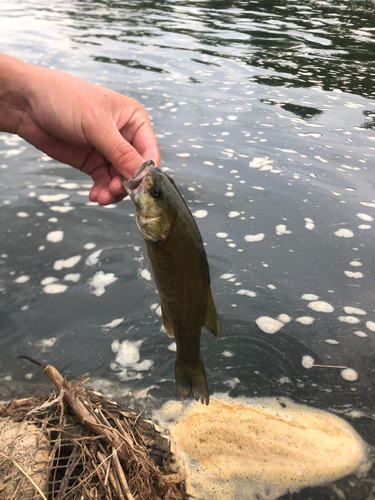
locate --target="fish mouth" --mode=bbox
[122,160,155,199]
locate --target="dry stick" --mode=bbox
[43,364,129,463]
[0,452,48,500]
[112,446,136,500]
[98,451,122,498]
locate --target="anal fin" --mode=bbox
[204,289,220,339]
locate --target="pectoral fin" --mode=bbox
[204,290,220,338]
[161,306,175,338]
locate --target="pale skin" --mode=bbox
[0,53,160,205]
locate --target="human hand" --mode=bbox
[0,54,160,205]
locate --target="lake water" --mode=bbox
[1,0,375,498]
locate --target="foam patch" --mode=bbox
[160,396,370,500]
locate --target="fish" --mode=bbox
[122,160,219,405]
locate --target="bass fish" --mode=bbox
[122,160,219,404]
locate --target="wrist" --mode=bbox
[0,53,34,134]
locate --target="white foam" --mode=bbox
[276,224,291,235]
[111,339,153,380]
[338,316,360,324]
[228,211,240,218]
[296,316,315,325]
[222,351,234,357]
[17,212,29,218]
[302,355,314,369]
[350,261,362,267]
[193,210,208,218]
[140,269,152,281]
[168,343,177,352]
[334,229,354,238]
[324,339,339,345]
[220,273,236,280]
[85,249,103,266]
[176,153,190,157]
[43,283,68,294]
[14,275,30,284]
[64,273,81,282]
[353,331,368,338]
[50,206,74,213]
[308,301,334,313]
[54,255,81,270]
[46,230,64,243]
[278,314,291,324]
[366,321,375,332]
[101,318,124,330]
[39,194,70,202]
[341,368,358,381]
[87,271,117,297]
[356,213,373,222]
[301,294,319,301]
[216,233,228,238]
[60,183,80,190]
[41,277,58,286]
[344,271,364,279]
[84,242,97,250]
[244,233,265,242]
[249,156,273,169]
[37,337,57,350]
[256,316,284,334]
[343,306,366,315]
[236,289,256,297]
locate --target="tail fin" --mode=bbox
[175,357,209,405]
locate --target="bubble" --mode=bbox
[301,294,319,301]
[39,194,70,202]
[46,230,64,243]
[193,210,208,218]
[356,213,373,222]
[14,275,30,284]
[87,271,117,297]
[334,229,354,238]
[140,269,152,281]
[302,355,314,369]
[244,233,265,242]
[341,368,358,382]
[43,283,68,294]
[256,316,284,334]
[296,316,315,325]
[308,301,334,313]
[276,224,291,235]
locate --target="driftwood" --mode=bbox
[1,361,186,500]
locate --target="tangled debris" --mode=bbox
[0,362,186,500]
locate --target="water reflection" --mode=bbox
[61,0,375,98]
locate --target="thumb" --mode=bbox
[89,122,146,178]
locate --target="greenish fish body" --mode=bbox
[122,160,219,404]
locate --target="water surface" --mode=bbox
[1,1,375,498]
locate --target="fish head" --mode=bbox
[122,160,173,242]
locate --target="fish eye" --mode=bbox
[151,186,162,199]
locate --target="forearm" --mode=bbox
[0,53,34,133]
